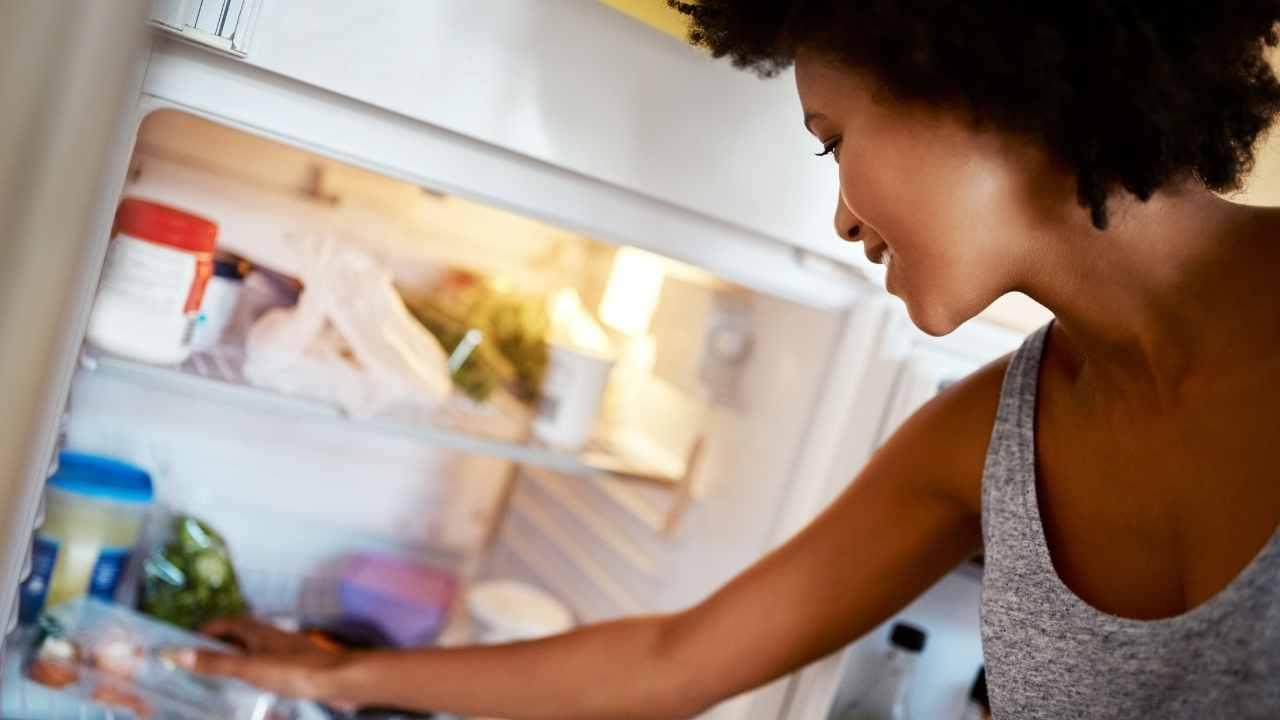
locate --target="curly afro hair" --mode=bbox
[669,1,1280,229]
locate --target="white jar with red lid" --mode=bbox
[86,198,218,365]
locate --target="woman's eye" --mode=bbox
[814,138,842,163]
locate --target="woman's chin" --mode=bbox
[903,297,966,337]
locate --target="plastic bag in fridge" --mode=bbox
[242,234,452,418]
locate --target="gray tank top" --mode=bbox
[980,323,1280,719]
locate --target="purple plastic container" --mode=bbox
[336,553,459,647]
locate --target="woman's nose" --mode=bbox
[833,192,861,242]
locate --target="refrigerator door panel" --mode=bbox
[766,299,902,542]
[0,0,150,650]
[780,313,1025,719]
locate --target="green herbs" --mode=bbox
[139,516,247,631]
[408,277,550,405]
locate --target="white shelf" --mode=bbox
[83,348,685,488]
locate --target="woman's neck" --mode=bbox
[1021,182,1280,409]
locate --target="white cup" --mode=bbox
[532,342,615,451]
[465,580,574,644]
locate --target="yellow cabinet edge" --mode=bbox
[598,0,691,40]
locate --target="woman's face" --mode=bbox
[795,51,1060,336]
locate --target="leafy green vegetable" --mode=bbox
[139,516,248,630]
[407,276,550,405]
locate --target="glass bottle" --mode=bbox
[833,622,927,720]
[960,666,991,720]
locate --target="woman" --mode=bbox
[177,4,1280,718]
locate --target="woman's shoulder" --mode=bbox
[883,353,1013,515]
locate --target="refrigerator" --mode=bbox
[0,2,1043,718]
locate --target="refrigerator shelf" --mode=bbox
[82,348,687,489]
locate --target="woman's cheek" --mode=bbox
[887,224,984,336]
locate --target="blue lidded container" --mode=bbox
[19,452,153,623]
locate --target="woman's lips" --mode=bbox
[866,242,889,265]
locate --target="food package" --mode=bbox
[241,235,452,418]
[318,553,459,648]
[139,515,248,631]
[24,598,295,720]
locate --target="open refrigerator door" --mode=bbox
[0,0,152,702]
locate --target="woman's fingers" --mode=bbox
[179,617,351,701]
[160,648,249,683]
[199,616,251,637]
[199,616,256,650]
[178,649,249,680]
[164,648,342,700]
[199,616,317,655]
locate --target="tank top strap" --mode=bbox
[980,321,1051,552]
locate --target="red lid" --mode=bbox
[115,198,217,254]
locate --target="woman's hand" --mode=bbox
[168,645,349,701]
[200,616,322,655]
[164,617,351,703]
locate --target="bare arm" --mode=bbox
[184,360,1006,720]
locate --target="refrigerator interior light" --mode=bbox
[599,247,666,337]
[549,288,614,355]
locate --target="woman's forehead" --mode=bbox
[794,53,891,122]
[794,53,855,108]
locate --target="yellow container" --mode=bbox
[20,453,153,622]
